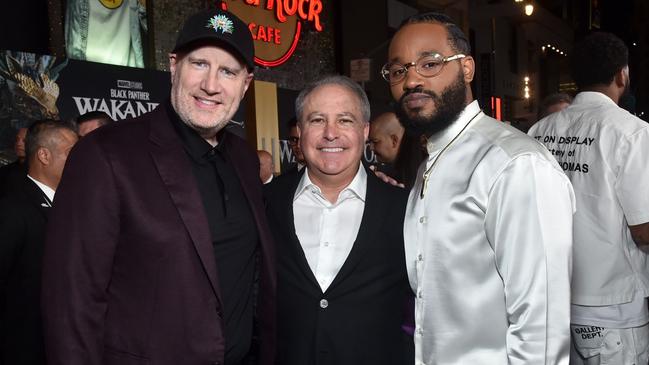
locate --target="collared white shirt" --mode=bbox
[406,100,575,364]
[529,91,649,327]
[263,174,273,185]
[28,174,55,205]
[293,164,366,292]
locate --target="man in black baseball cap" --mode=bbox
[42,8,276,365]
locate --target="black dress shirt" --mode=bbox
[168,104,258,365]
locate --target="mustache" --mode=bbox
[398,87,438,104]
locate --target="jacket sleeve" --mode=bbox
[485,154,574,365]
[41,137,120,365]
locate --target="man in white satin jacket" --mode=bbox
[381,12,575,364]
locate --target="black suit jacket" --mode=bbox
[0,175,52,365]
[42,103,276,365]
[0,160,27,198]
[266,167,411,365]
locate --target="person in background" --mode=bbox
[76,111,113,137]
[1,119,77,365]
[286,117,305,172]
[369,112,404,165]
[537,92,573,120]
[529,32,649,365]
[0,127,28,197]
[369,111,426,190]
[383,11,575,364]
[257,149,274,184]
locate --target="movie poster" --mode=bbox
[0,50,169,164]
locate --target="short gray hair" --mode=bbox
[295,75,371,123]
[25,119,77,158]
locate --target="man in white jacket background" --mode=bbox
[529,32,649,365]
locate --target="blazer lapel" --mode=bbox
[22,176,52,217]
[148,107,222,303]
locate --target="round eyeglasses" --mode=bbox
[381,53,466,84]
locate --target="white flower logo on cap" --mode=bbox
[207,14,234,34]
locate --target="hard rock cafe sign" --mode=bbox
[221,0,323,67]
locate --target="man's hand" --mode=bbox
[369,165,405,188]
[629,222,649,253]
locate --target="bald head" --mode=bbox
[369,112,404,164]
[257,150,274,184]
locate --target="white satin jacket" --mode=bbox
[404,101,574,365]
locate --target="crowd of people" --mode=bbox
[0,7,648,365]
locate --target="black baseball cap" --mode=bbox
[173,9,254,69]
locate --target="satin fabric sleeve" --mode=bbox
[485,154,574,365]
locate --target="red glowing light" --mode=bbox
[254,21,301,67]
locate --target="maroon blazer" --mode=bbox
[41,104,276,365]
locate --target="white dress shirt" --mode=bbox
[28,174,55,205]
[293,165,366,292]
[529,91,649,328]
[405,100,575,365]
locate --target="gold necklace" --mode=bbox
[420,110,482,199]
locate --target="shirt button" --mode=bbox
[417,289,423,299]
[416,327,424,336]
[320,299,329,308]
[323,241,330,247]
[419,216,427,223]
[417,254,424,262]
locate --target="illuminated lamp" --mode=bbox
[525,4,534,16]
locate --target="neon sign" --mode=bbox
[221,0,324,67]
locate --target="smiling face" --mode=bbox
[388,22,473,137]
[298,84,369,188]
[169,44,252,142]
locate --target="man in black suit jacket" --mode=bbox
[0,120,77,365]
[41,9,276,365]
[266,75,411,365]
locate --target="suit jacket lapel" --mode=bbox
[148,107,222,303]
[20,176,52,217]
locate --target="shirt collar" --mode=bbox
[294,163,367,203]
[27,175,55,203]
[166,99,228,162]
[573,91,617,106]
[426,100,482,155]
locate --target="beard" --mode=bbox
[395,70,467,138]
